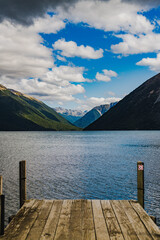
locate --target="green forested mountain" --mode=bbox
[85,73,160,130]
[0,84,78,131]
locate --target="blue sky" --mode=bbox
[0,0,160,110]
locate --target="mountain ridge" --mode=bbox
[0,84,79,131]
[85,73,160,130]
[74,103,117,128]
[54,107,87,123]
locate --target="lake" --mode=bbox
[0,131,160,226]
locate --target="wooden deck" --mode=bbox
[0,199,160,240]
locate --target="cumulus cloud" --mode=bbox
[57,0,154,34]
[56,55,67,62]
[2,65,87,102]
[111,33,160,55]
[53,39,103,59]
[30,14,65,34]
[7,78,85,102]
[0,0,158,106]
[0,0,78,25]
[0,15,66,81]
[43,65,91,85]
[0,0,158,25]
[136,53,160,72]
[96,69,118,82]
[0,15,88,102]
[77,96,121,110]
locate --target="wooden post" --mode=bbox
[0,176,2,195]
[0,175,4,236]
[137,161,144,208]
[19,161,26,208]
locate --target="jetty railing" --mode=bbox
[137,161,144,208]
[19,160,27,208]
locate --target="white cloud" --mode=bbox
[2,64,89,102]
[0,15,66,81]
[53,38,103,59]
[0,16,92,103]
[111,33,160,55]
[0,21,53,80]
[77,96,121,111]
[136,53,160,72]
[56,55,67,62]
[30,14,65,34]
[43,65,90,85]
[96,69,118,82]
[57,0,153,34]
[4,77,85,102]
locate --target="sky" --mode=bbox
[0,0,160,110]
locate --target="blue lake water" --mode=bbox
[0,131,160,226]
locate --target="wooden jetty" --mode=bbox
[1,199,160,240]
[0,161,160,239]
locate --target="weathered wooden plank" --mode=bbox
[67,199,83,240]
[130,200,160,240]
[5,200,43,240]
[101,200,124,240]
[92,200,110,240]
[25,200,53,240]
[81,200,96,240]
[54,200,73,240]
[0,199,36,240]
[120,200,152,240]
[39,200,63,240]
[111,200,139,240]
[1,199,159,240]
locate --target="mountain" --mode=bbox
[85,73,160,130]
[0,84,79,131]
[74,103,117,128]
[54,107,87,123]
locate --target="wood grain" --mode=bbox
[130,200,160,240]
[92,200,110,240]
[101,200,124,240]
[1,199,159,240]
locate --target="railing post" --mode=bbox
[0,176,5,235]
[19,161,26,208]
[137,161,144,208]
[0,176,2,195]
